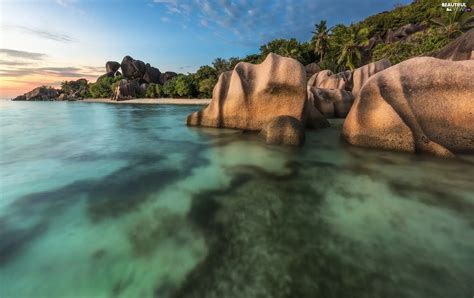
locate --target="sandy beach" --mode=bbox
[82,98,211,105]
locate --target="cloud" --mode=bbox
[0,49,47,60]
[151,0,408,47]
[6,25,75,43]
[0,60,35,66]
[0,66,101,78]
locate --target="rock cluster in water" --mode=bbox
[109,56,177,101]
[187,30,474,154]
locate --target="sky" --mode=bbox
[0,0,411,98]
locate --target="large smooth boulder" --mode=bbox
[106,61,121,74]
[259,116,305,146]
[121,56,146,80]
[352,59,391,98]
[111,79,141,101]
[342,57,474,157]
[143,63,161,83]
[308,70,352,90]
[305,63,321,78]
[434,29,474,61]
[308,87,354,118]
[187,53,328,130]
[160,71,177,84]
[12,86,59,101]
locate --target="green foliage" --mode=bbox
[212,57,241,75]
[155,84,163,98]
[259,38,316,65]
[372,28,451,64]
[89,75,123,98]
[331,26,370,70]
[163,77,177,98]
[311,20,332,63]
[198,77,217,98]
[60,79,89,97]
[175,75,196,97]
[431,9,474,38]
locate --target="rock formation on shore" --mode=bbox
[12,86,59,101]
[307,87,354,118]
[352,58,391,98]
[342,57,474,157]
[434,29,474,61]
[187,53,328,131]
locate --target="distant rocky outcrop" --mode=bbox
[121,56,146,80]
[434,29,474,61]
[106,61,121,74]
[111,79,141,101]
[342,57,474,157]
[352,58,391,98]
[187,53,328,130]
[383,23,426,43]
[12,86,59,101]
[308,87,354,118]
[259,115,305,146]
[143,63,161,84]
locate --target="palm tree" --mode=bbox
[311,20,333,63]
[431,10,474,38]
[336,26,370,71]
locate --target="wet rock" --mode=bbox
[187,53,326,130]
[342,57,474,157]
[259,115,305,146]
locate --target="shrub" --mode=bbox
[175,75,196,98]
[163,77,177,98]
[89,75,123,98]
[198,77,217,98]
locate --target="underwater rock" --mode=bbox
[342,57,474,157]
[259,115,305,146]
[187,53,325,130]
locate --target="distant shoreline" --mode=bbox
[82,98,211,105]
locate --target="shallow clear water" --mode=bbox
[0,101,473,298]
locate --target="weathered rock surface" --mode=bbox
[111,79,141,101]
[259,115,305,146]
[121,56,146,80]
[187,53,328,130]
[352,58,391,98]
[308,87,354,118]
[143,63,161,83]
[305,63,320,78]
[342,57,474,157]
[12,86,59,101]
[434,29,474,61]
[307,70,352,90]
[383,23,426,43]
[106,61,121,74]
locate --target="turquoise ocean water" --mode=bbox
[0,100,473,298]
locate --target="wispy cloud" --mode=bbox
[5,25,75,43]
[0,49,47,60]
[0,60,36,66]
[0,66,100,78]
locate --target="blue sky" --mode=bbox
[0,0,411,96]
